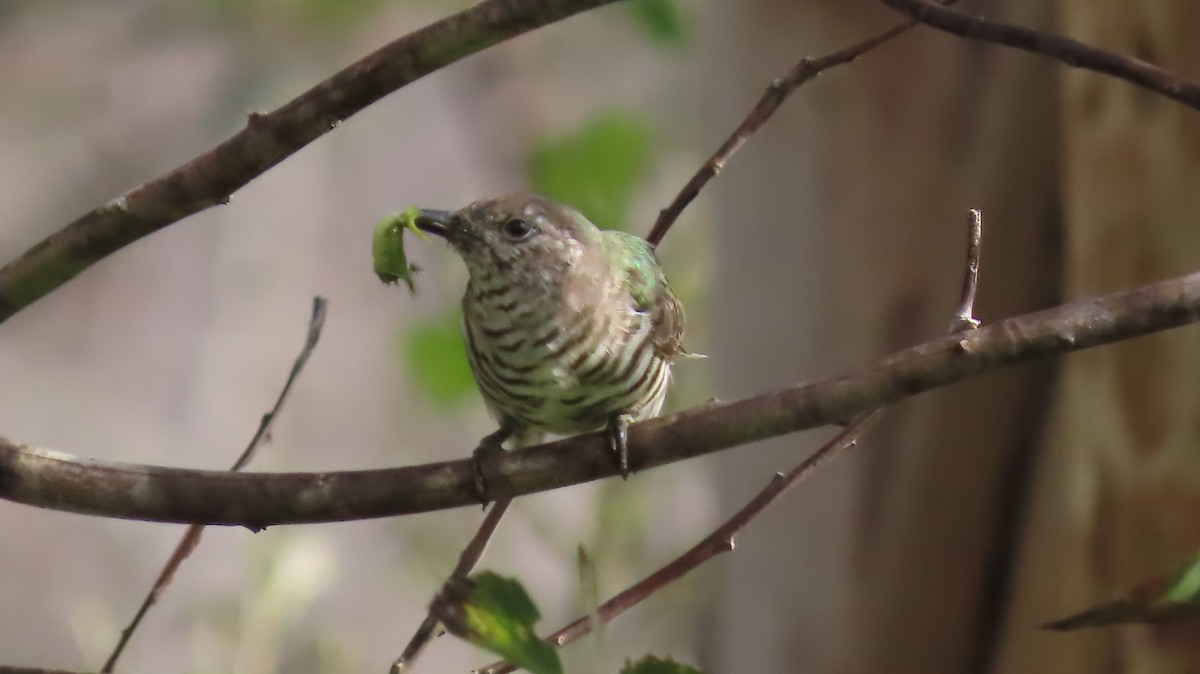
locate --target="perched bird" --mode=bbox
[415,193,685,498]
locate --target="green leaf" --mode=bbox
[403,311,476,408]
[1044,553,1200,630]
[450,572,563,674]
[527,113,651,232]
[372,207,424,293]
[627,0,687,45]
[621,655,704,674]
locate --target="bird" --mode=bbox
[414,193,686,500]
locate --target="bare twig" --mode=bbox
[3,267,1200,525]
[645,1,961,248]
[950,209,983,332]
[475,410,885,674]
[101,297,328,673]
[881,0,1200,111]
[392,498,513,673]
[0,0,620,325]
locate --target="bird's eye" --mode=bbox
[501,218,535,241]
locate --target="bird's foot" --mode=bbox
[606,413,635,480]
[472,428,511,508]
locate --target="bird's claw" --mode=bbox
[607,414,634,480]
[471,428,509,508]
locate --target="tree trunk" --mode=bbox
[996,2,1200,671]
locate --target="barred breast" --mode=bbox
[461,274,672,437]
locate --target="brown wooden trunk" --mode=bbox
[996,3,1200,672]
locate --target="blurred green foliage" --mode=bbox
[627,0,688,45]
[403,309,476,408]
[622,655,704,674]
[528,113,651,233]
[456,572,563,674]
[212,0,390,30]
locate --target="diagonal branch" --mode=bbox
[645,0,961,248]
[393,498,513,674]
[3,267,1200,525]
[881,0,1200,111]
[0,0,619,325]
[477,410,887,674]
[100,297,327,673]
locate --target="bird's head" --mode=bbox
[415,193,598,282]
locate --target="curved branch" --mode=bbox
[881,0,1200,111]
[3,269,1200,525]
[0,0,618,324]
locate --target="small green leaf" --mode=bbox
[627,0,687,45]
[372,209,423,292]
[403,311,476,408]
[527,113,651,232]
[449,572,563,674]
[621,655,704,674]
[1044,553,1200,630]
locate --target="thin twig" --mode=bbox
[100,297,328,673]
[950,209,983,332]
[475,410,885,674]
[0,0,620,325]
[645,1,961,248]
[881,0,1200,111]
[393,498,513,673]
[3,267,1200,525]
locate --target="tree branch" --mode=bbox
[3,267,1200,525]
[0,0,619,324]
[881,0,1200,111]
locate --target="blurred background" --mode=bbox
[2,0,1200,672]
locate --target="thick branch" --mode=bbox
[3,270,1200,525]
[0,0,618,324]
[881,0,1200,111]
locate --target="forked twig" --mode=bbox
[101,297,328,673]
[392,498,514,673]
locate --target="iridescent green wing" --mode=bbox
[612,233,685,358]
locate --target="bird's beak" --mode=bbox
[414,209,454,240]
